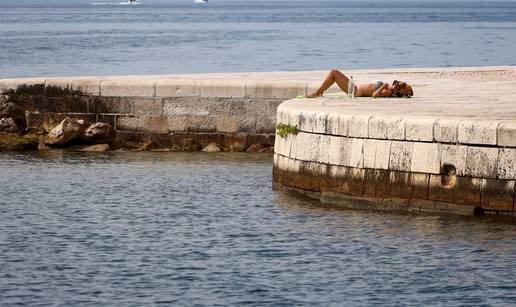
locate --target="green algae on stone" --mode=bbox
[276,123,299,138]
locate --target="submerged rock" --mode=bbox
[258,146,274,153]
[82,122,115,144]
[79,144,110,152]
[0,134,38,151]
[0,102,26,133]
[246,143,265,152]
[44,117,86,147]
[202,143,221,152]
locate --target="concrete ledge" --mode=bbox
[274,66,516,214]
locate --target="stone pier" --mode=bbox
[273,66,516,216]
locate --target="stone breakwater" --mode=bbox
[273,66,516,216]
[0,72,328,151]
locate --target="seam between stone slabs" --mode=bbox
[290,129,514,149]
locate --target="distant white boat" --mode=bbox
[128,0,138,4]
[194,0,208,3]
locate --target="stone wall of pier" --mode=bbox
[273,101,516,216]
[0,76,312,150]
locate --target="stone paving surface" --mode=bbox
[280,66,516,121]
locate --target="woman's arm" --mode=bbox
[372,83,391,98]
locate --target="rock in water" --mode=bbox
[44,117,86,147]
[0,118,19,134]
[79,144,110,152]
[82,122,115,144]
[202,143,221,152]
[0,102,26,133]
[0,134,38,151]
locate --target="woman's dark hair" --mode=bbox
[392,80,413,98]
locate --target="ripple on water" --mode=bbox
[0,151,515,306]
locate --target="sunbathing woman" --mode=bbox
[306,69,413,98]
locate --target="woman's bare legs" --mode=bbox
[306,69,350,98]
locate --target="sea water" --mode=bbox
[1,0,516,77]
[1,1,516,305]
[0,151,515,305]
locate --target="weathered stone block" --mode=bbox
[362,169,377,197]
[386,117,406,140]
[254,116,276,134]
[465,147,499,178]
[480,179,515,211]
[245,81,306,99]
[325,165,348,193]
[132,98,163,115]
[117,115,168,133]
[374,140,392,170]
[389,141,413,171]
[155,79,201,97]
[267,100,283,117]
[342,168,364,196]
[348,115,370,138]
[368,116,388,139]
[497,148,516,180]
[97,114,116,127]
[215,116,239,133]
[162,98,210,116]
[410,173,429,200]
[326,112,348,136]
[434,119,460,143]
[405,117,435,142]
[497,122,516,147]
[95,97,132,114]
[200,80,246,98]
[336,137,353,166]
[290,132,320,161]
[390,171,411,199]
[274,134,292,157]
[411,142,441,174]
[363,139,377,168]
[299,110,327,134]
[441,144,468,176]
[298,161,325,191]
[453,177,481,206]
[349,138,365,168]
[362,169,390,198]
[100,78,155,97]
[318,135,332,164]
[458,120,498,145]
[428,174,454,203]
[327,136,342,165]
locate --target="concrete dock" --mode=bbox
[3,66,516,215]
[273,66,516,216]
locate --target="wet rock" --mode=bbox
[0,134,38,151]
[258,146,274,153]
[183,138,201,151]
[202,143,221,152]
[24,127,47,137]
[0,118,19,134]
[0,102,26,133]
[82,122,115,144]
[44,117,86,147]
[246,143,265,152]
[224,133,248,152]
[79,144,110,152]
[138,141,158,151]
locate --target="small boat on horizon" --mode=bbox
[194,0,208,3]
[128,0,138,4]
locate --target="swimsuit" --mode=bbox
[375,81,384,90]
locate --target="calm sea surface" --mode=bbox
[1,1,516,306]
[1,0,516,77]
[0,151,515,305]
